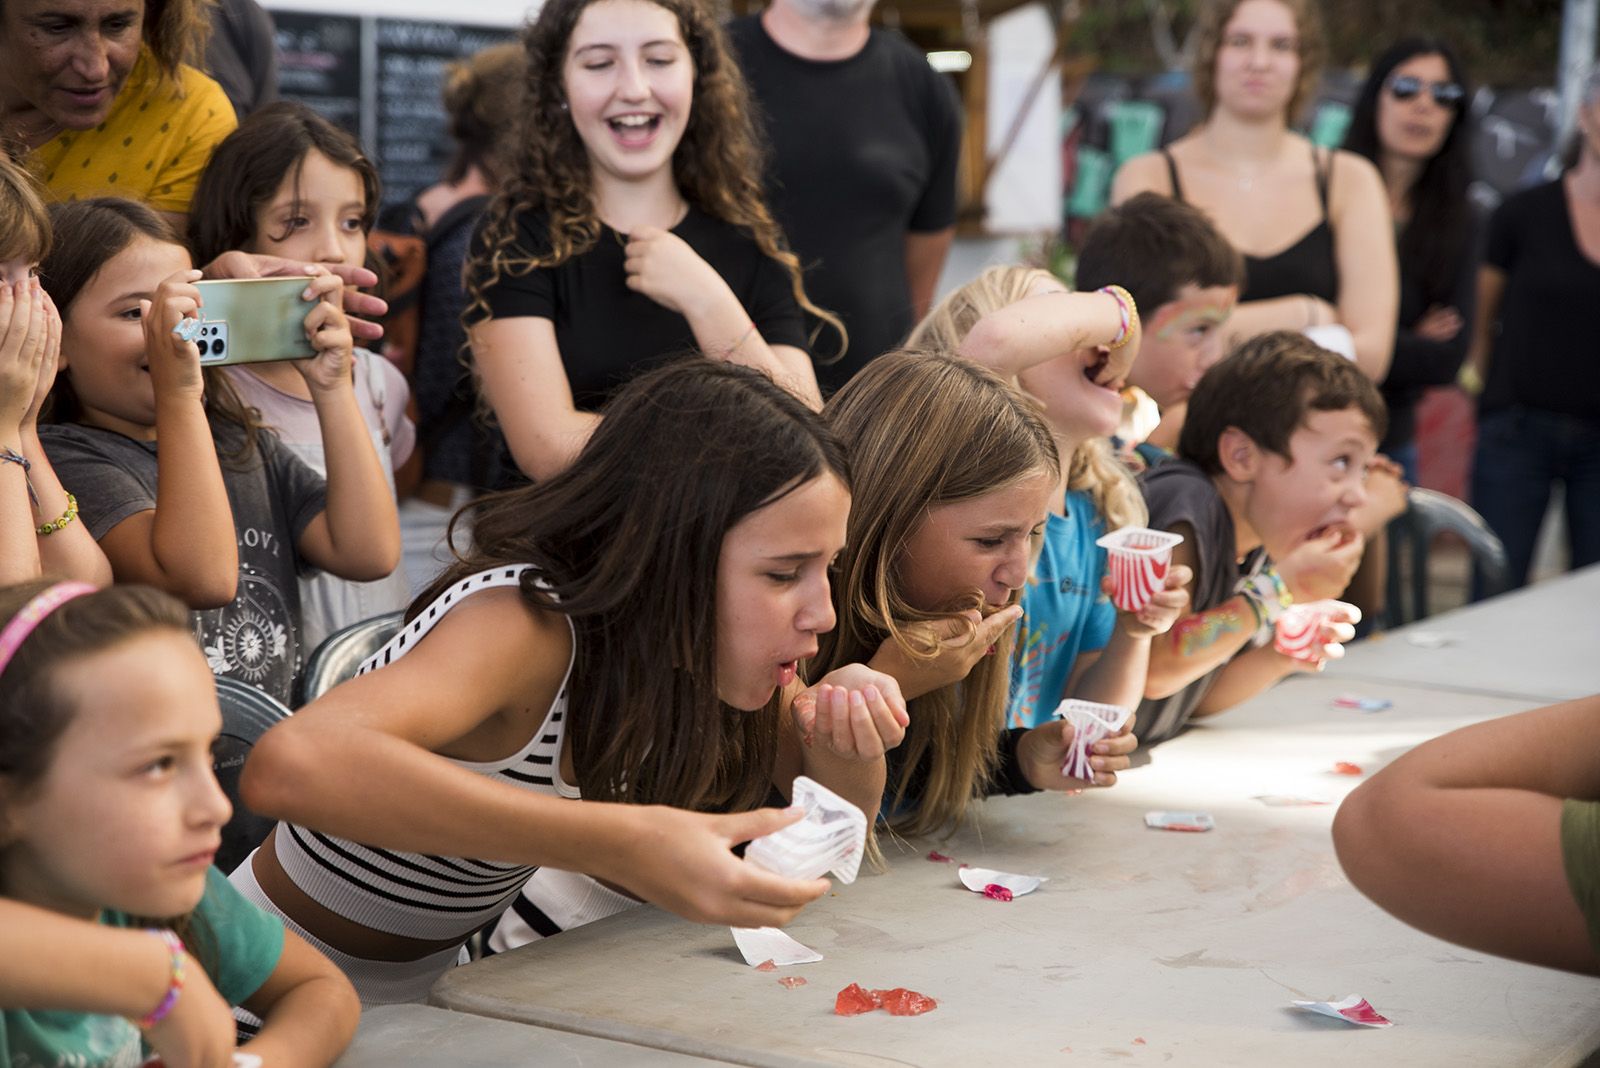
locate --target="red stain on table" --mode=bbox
[927,850,955,863]
[778,976,807,989]
[754,959,777,972]
[1333,762,1363,775]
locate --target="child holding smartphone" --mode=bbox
[39,198,399,706]
[190,102,416,649]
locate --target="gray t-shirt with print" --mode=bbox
[41,421,326,705]
[1133,459,1266,746]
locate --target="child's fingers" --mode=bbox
[845,688,884,758]
[862,685,906,749]
[718,804,805,846]
[974,604,1023,647]
[302,272,344,304]
[1164,564,1194,590]
[790,691,817,740]
[825,685,854,754]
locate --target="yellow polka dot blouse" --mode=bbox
[26,46,238,215]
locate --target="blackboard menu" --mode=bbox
[272,12,364,138]
[374,19,517,208]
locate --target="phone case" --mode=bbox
[182,277,318,366]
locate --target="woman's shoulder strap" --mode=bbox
[1161,147,1186,202]
[357,565,540,675]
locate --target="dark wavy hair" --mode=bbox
[417,359,849,814]
[463,0,842,354]
[1342,37,1475,308]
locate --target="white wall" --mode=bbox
[982,2,1061,234]
[265,0,535,28]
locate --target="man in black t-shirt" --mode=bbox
[729,0,961,394]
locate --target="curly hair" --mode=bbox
[463,0,842,353]
[1191,0,1326,125]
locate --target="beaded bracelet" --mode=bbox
[1237,567,1293,647]
[36,492,78,537]
[1097,284,1140,351]
[0,445,38,509]
[136,929,187,1031]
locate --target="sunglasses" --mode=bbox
[1386,74,1466,108]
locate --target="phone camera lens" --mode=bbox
[196,340,209,356]
[211,338,225,356]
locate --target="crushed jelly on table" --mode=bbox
[875,987,938,1016]
[834,983,880,1016]
[778,976,807,989]
[982,883,1014,902]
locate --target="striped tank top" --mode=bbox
[271,565,579,942]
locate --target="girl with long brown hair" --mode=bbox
[816,351,1137,842]
[465,0,834,480]
[232,359,906,1004]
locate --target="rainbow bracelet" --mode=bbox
[1097,284,1140,350]
[136,929,187,1031]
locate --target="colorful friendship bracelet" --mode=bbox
[36,492,78,537]
[1097,284,1140,351]
[136,929,187,1031]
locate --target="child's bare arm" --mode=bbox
[957,280,1134,383]
[239,931,359,1068]
[21,297,111,585]
[1335,695,1600,976]
[292,276,401,581]
[1069,565,1192,709]
[100,272,238,607]
[0,903,238,1065]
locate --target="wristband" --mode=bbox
[136,929,187,1031]
[1097,285,1140,351]
[1236,566,1292,647]
[36,492,78,536]
[0,445,37,509]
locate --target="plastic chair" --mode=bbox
[297,611,404,706]
[213,678,292,875]
[1385,488,1510,625]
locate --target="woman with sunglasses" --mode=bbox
[1342,38,1478,483]
[1463,75,1600,592]
[1112,0,1397,384]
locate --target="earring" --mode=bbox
[559,100,569,111]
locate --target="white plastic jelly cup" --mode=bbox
[1095,527,1185,612]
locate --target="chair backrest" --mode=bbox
[298,611,405,706]
[213,677,293,875]
[1387,488,1510,624]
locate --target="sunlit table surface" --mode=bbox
[1325,564,1600,702]
[334,1003,734,1066]
[431,668,1600,1067]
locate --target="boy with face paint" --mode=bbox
[1074,192,1243,467]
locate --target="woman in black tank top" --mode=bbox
[1110,0,1396,384]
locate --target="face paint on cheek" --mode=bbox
[1152,305,1231,344]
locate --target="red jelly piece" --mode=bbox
[982,883,1014,902]
[927,850,955,863]
[1333,762,1362,775]
[754,959,777,972]
[778,976,808,989]
[874,987,938,1016]
[834,982,880,1016]
[1132,1037,1147,1045]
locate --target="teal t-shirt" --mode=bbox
[1,867,285,1067]
[1008,490,1117,729]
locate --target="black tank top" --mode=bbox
[1163,147,1339,305]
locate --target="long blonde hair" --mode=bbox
[819,351,1059,840]
[910,265,1147,531]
